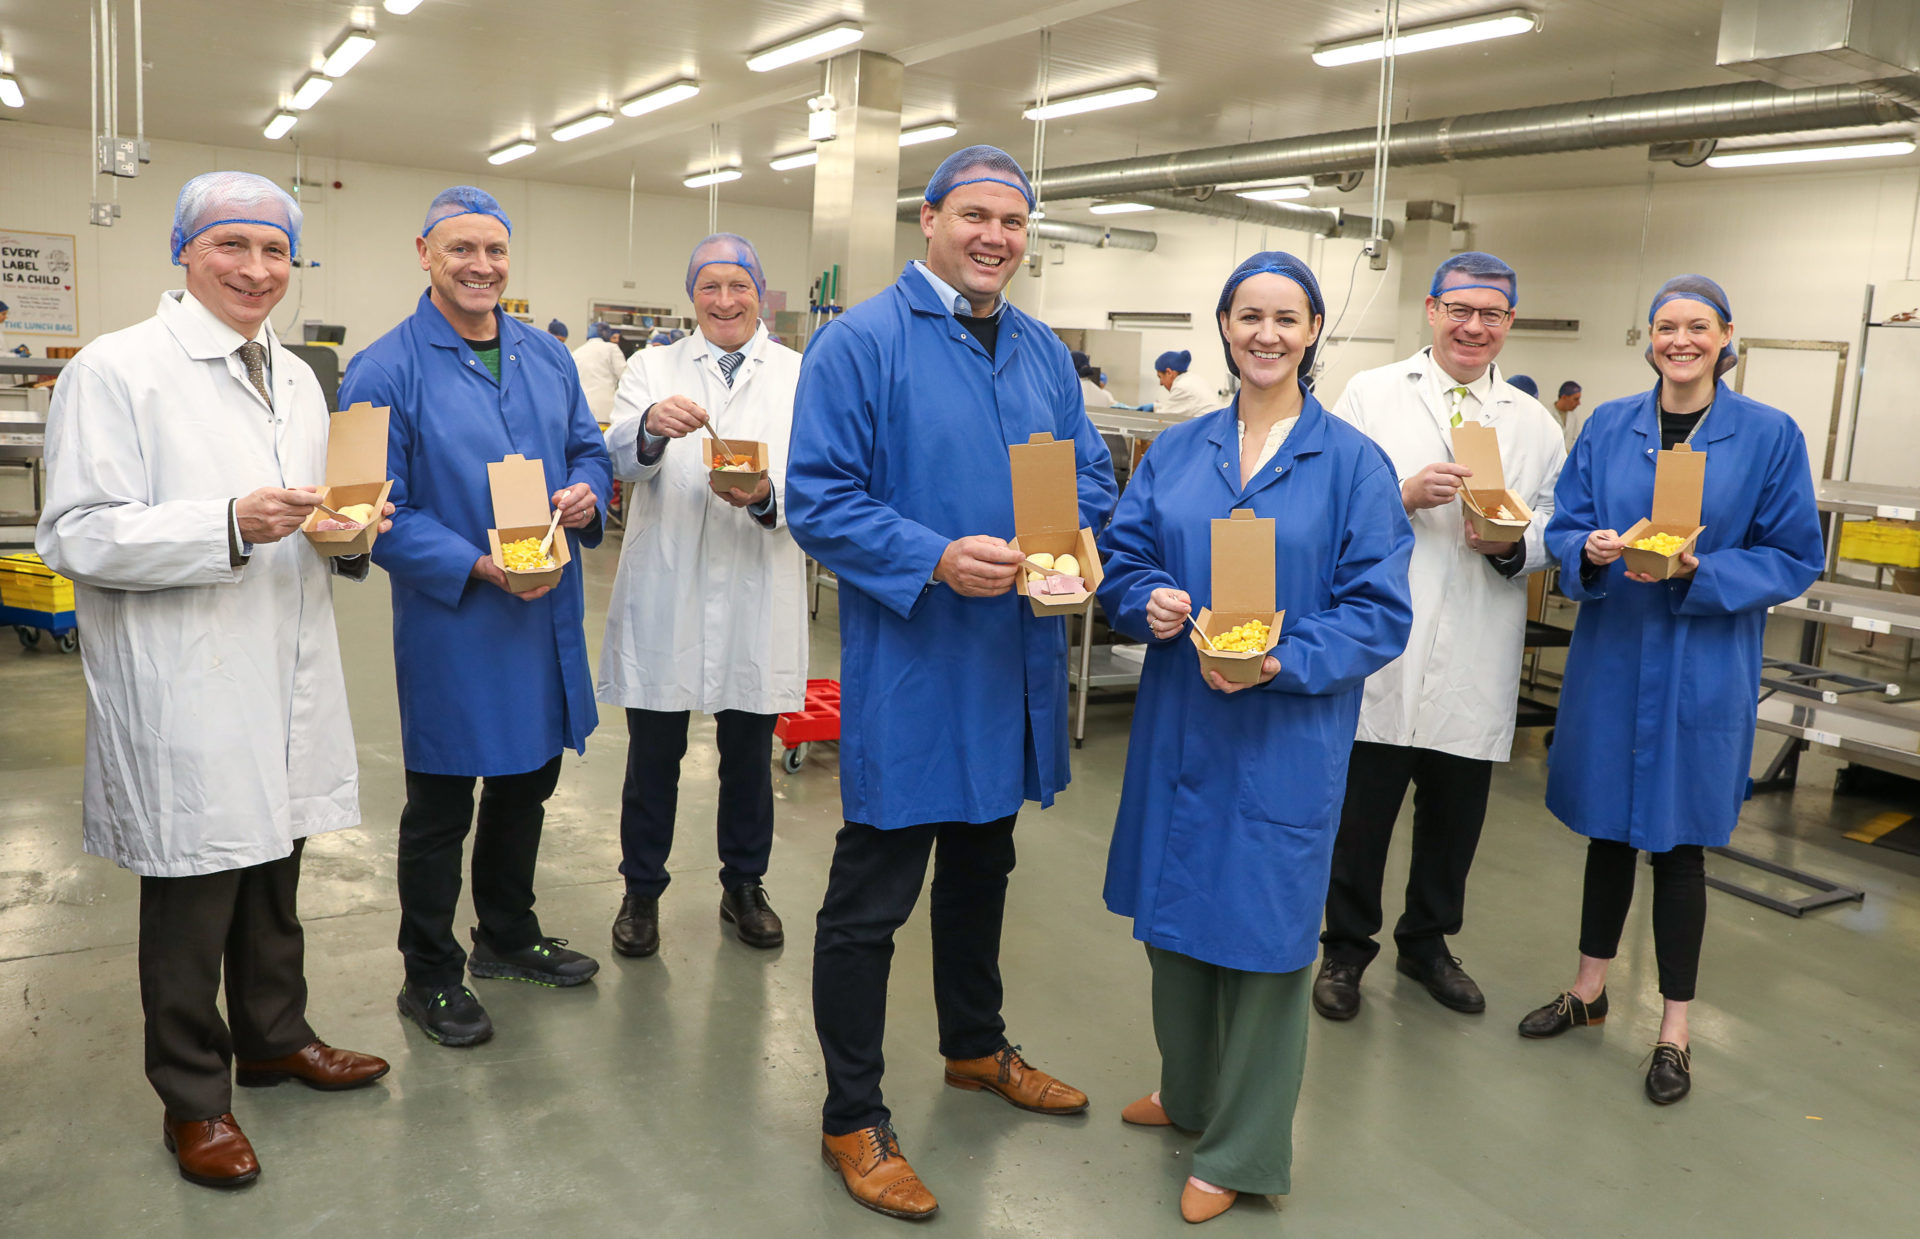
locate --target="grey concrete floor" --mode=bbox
[3,538,1919,1238]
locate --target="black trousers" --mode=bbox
[139,841,315,1121]
[396,756,562,988]
[618,707,778,898]
[1578,839,1707,1002]
[812,816,1018,1136]
[1321,740,1493,968]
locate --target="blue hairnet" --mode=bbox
[648,330,673,347]
[1069,349,1094,378]
[1646,274,1737,379]
[923,144,1036,211]
[1508,374,1539,398]
[1430,250,1517,307]
[1558,380,1582,397]
[170,171,303,265]
[421,185,512,239]
[587,321,612,341]
[685,233,766,301]
[547,319,568,337]
[1215,251,1326,382]
[1154,349,1192,373]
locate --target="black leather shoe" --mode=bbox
[1645,1042,1691,1105]
[1518,989,1608,1038]
[1396,953,1486,1014]
[1312,959,1363,1021]
[396,983,493,1047]
[612,894,660,958]
[720,881,785,949]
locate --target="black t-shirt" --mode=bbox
[955,312,1000,359]
[1659,406,1708,451]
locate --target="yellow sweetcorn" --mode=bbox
[1632,532,1688,555]
[1209,619,1271,653]
[501,537,557,572]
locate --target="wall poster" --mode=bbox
[0,229,79,336]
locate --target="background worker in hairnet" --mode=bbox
[1554,379,1584,448]
[1314,251,1566,1025]
[36,171,392,1190]
[1074,348,1116,407]
[572,321,626,425]
[788,144,1116,1222]
[1150,348,1215,418]
[546,318,569,345]
[339,186,612,1049]
[597,233,805,960]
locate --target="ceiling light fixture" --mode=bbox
[1313,8,1541,68]
[1237,185,1312,201]
[264,111,298,140]
[488,139,537,165]
[383,0,426,13]
[620,78,701,118]
[1023,81,1157,121]
[899,122,959,147]
[746,21,864,72]
[768,150,819,171]
[1089,201,1154,214]
[1704,137,1917,169]
[321,28,377,77]
[0,75,23,109]
[290,74,333,110]
[684,167,744,188]
[551,110,615,142]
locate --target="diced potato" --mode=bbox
[501,537,557,572]
[1055,553,1079,578]
[1632,532,1688,555]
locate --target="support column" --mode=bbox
[809,50,904,313]
[1391,217,1458,359]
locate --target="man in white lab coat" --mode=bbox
[1315,251,1566,1021]
[36,172,392,1190]
[597,232,807,958]
[572,321,626,423]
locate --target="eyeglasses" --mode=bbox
[1437,300,1513,327]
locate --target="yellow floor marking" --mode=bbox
[1844,812,1913,845]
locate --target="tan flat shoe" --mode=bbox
[1180,1179,1238,1224]
[1121,1094,1172,1126]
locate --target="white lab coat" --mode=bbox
[572,336,627,424]
[1156,370,1217,419]
[1081,376,1116,407]
[597,323,808,715]
[36,291,360,877]
[1330,348,1567,762]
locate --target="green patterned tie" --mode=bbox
[1449,385,1468,427]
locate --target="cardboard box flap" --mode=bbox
[326,402,391,485]
[1651,444,1707,527]
[1211,508,1276,614]
[1008,432,1081,536]
[1450,421,1507,503]
[487,454,554,529]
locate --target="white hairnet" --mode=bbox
[171,171,302,265]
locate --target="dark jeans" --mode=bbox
[1321,740,1493,968]
[1578,839,1707,1002]
[396,756,562,988]
[813,816,1018,1136]
[619,707,778,898]
[139,841,315,1120]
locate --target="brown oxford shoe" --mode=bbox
[236,1040,391,1091]
[162,1113,260,1189]
[820,1123,939,1221]
[943,1044,1089,1115]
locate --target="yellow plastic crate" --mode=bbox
[0,552,76,613]
[1838,519,1920,569]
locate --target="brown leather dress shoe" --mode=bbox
[820,1123,938,1220]
[1121,1093,1173,1126]
[943,1044,1089,1115]
[1180,1179,1238,1224]
[162,1113,260,1189]
[236,1040,391,1091]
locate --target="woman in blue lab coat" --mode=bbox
[1097,252,1414,1223]
[1519,275,1822,1105]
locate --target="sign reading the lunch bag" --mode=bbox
[0,228,79,336]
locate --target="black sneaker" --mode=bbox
[396,983,493,1047]
[466,930,599,987]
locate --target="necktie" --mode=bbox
[237,340,271,407]
[718,351,743,387]
[1449,384,1468,427]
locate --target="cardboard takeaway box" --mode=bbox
[703,438,769,497]
[485,454,570,593]
[1619,443,1706,579]
[1007,431,1103,616]
[300,402,394,558]
[1451,420,1534,542]
[1190,509,1285,684]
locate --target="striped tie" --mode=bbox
[1449,385,1468,427]
[718,351,744,387]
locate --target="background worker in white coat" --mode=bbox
[1315,251,1566,1022]
[572,321,626,424]
[597,233,804,959]
[1150,349,1216,418]
[36,172,393,1190]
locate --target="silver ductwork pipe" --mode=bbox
[1128,190,1392,240]
[1032,218,1158,250]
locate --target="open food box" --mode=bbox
[703,438,769,497]
[1619,443,1706,580]
[1007,431,1103,616]
[1451,420,1533,542]
[300,402,394,558]
[485,453,570,593]
[1190,509,1284,684]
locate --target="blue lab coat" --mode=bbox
[340,290,611,777]
[786,266,1117,829]
[1546,383,1822,851]
[1097,397,1414,973]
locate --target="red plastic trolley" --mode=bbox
[775,678,840,773]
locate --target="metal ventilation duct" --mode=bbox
[1126,190,1392,240]
[1032,218,1158,251]
[1718,0,1920,88]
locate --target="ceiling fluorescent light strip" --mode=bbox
[684,167,743,188]
[1089,201,1154,214]
[290,74,332,110]
[488,139,537,165]
[621,78,701,118]
[264,111,298,140]
[321,29,376,78]
[1704,139,1916,169]
[552,111,615,142]
[1313,8,1540,68]
[383,1,425,14]
[1237,185,1312,201]
[0,75,23,109]
[899,122,959,147]
[747,21,864,72]
[769,150,819,171]
[1024,82,1157,121]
